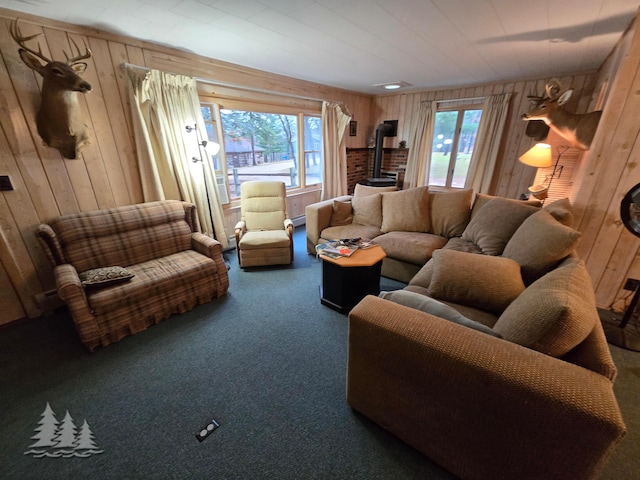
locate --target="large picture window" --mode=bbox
[430,107,483,188]
[201,103,322,200]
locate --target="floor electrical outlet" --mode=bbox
[195,419,219,442]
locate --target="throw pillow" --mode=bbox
[493,258,596,357]
[329,200,353,226]
[543,198,575,227]
[380,186,430,233]
[502,209,581,285]
[379,290,501,337]
[352,193,383,227]
[79,266,134,287]
[408,259,434,289]
[429,189,473,237]
[471,193,542,218]
[354,183,397,197]
[428,249,525,313]
[462,197,540,255]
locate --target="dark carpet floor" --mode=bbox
[0,228,638,479]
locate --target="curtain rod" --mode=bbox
[121,62,337,104]
[437,96,485,104]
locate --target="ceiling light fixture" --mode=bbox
[374,81,412,90]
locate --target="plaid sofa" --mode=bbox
[36,200,229,351]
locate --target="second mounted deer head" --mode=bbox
[522,78,602,150]
[10,19,92,159]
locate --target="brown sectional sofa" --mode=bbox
[306,186,626,480]
[36,200,229,351]
[306,184,536,283]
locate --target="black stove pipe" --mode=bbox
[372,122,395,178]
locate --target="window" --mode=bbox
[430,107,483,188]
[202,104,322,200]
[200,104,229,203]
[303,115,322,187]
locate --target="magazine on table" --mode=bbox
[315,238,375,258]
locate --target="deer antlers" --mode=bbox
[10,19,92,66]
[527,78,567,105]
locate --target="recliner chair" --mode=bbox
[234,181,294,268]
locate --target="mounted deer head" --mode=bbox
[522,78,602,150]
[10,19,92,159]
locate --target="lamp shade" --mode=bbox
[519,143,552,168]
[208,141,221,156]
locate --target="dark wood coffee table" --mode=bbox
[319,245,386,313]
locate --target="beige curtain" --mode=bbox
[126,67,228,248]
[403,100,437,189]
[321,101,352,200]
[465,93,513,194]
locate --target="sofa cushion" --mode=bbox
[428,249,526,313]
[430,189,473,237]
[379,290,501,337]
[50,200,193,272]
[352,193,382,227]
[381,186,430,233]
[543,198,575,227]
[320,225,383,242]
[409,258,435,289]
[375,232,447,266]
[407,237,483,291]
[462,198,539,255]
[470,193,542,219]
[493,258,596,357]
[354,183,397,197]
[87,250,218,315]
[329,200,353,226]
[503,209,581,285]
[79,266,134,287]
[443,237,483,254]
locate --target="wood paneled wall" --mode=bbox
[0,7,636,324]
[571,12,640,312]
[367,73,598,200]
[0,9,371,324]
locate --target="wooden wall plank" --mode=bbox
[0,257,25,325]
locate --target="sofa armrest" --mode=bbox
[54,264,104,349]
[347,295,626,480]
[305,195,352,254]
[36,224,65,266]
[191,232,222,259]
[191,233,229,292]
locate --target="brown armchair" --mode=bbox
[234,181,294,268]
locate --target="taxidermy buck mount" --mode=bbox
[10,19,92,159]
[522,78,602,150]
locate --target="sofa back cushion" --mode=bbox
[381,186,430,233]
[502,208,581,285]
[462,198,539,255]
[493,257,596,358]
[352,193,383,227]
[354,183,397,196]
[470,193,541,219]
[429,189,473,237]
[543,198,575,227]
[50,200,193,272]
